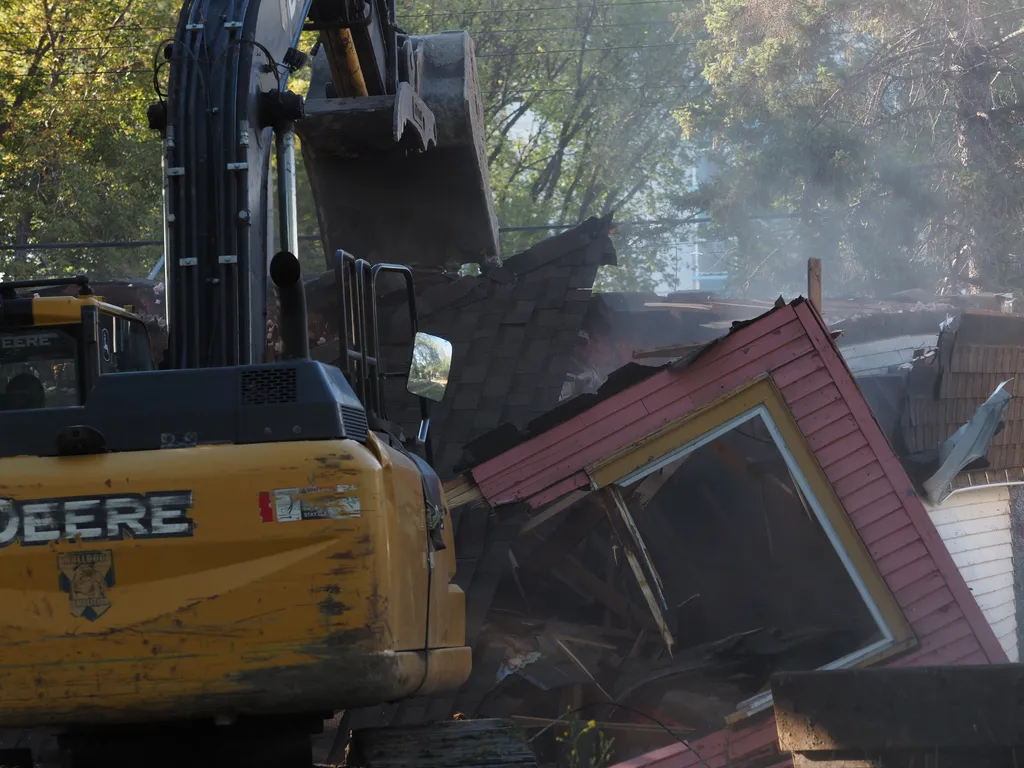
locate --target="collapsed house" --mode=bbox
[432,296,1005,767]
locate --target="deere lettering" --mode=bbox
[0,334,55,349]
[0,491,194,547]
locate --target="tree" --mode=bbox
[673,0,1024,298]
[387,0,701,288]
[0,0,176,278]
[2,0,705,292]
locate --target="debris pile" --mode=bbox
[461,413,885,763]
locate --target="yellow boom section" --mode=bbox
[0,432,468,727]
[28,295,139,326]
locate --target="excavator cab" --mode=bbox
[0,276,152,411]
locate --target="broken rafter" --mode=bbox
[598,487,675,654]
[444,473,485,508]
[549,555,659,632]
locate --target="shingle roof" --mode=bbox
[378,214,617,477]
[901,311,1024,471]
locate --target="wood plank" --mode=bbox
[928,500,1010,527]
[640,315,807,416]
[805,415,859,450]
[965,570,1014,597]
[646,334,816,415]
[778,365,832,401]
[807,257,822,312]
[903,585,955,621]
[885,556,938,592]
[815,431,869,468]
[895,634,980,667]
[975,587,1016,611]
[939,529,1011,556]
[868,525,920,560]
[858,508,913,546]
[849,493,904,530]
[894,570,948,606]
[844,478,896,515]
[947,542,1012,568]
[347,717,539,767]
[832,462,886,498]
[797,400,853,438]
[904,617,976,659]
[788,383,843,420]
[911,600,963,637]
[479,399,650,498]
[989,613,1016,639]
[527,471,590,508]
[934,515,1010,539]
[875,541,929,575]
[952,649,990,665]
[519,489,588,534]
[443,474,485,508]
[825,448,878,485]
[983,599,1016,624]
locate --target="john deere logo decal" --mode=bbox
[58,550,115,621]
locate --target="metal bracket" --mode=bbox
[224,20,242,29]
[179,257,198,266]
[218,254,238,264]
[227,162,248,171]
[185,22,204,30]
[166,167,185,177]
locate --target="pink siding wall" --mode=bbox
[470,299,1008,768]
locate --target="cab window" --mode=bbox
[99,313,153,374]
[0,328,80,410]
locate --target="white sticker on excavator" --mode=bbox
[264,486,360,523]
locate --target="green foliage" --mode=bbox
[555,711,615,768]
[397,0,699,289]
[0,0,176,278]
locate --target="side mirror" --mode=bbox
[407,332,453,403]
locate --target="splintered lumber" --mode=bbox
[347,718,538,767]
[444,473,485,508]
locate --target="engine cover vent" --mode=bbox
[341,406,369,440]
[241,368,298,406]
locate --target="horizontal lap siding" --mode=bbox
[923,487,1017,661]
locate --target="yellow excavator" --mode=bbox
[0,0,531,764]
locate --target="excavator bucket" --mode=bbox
[298,32,500,269]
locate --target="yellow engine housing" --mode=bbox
[0,431,470,727]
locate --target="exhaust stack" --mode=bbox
[270,250,310,361]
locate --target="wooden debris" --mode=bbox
[347,718,537,767]
[444,473,485,508]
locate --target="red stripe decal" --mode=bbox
[258,491,273,523]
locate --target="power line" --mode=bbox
[478,41,685,57]
[1,17,677,48]
[0,220,717,252]
[0,42,157,54]
[0,24,173,34]
[399,0,686,18]
[12,68,151,77]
